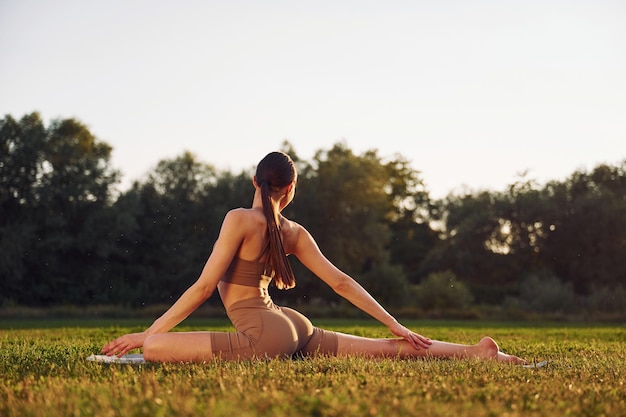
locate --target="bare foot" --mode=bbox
[475,336,499,360]
[476,337,528,365]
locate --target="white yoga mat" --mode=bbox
[522,360,548,369]
[86,354,146,364]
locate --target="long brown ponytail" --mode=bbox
[256,152,296,289]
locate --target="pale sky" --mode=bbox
[1,0,625,198]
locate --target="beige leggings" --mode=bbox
[209,295,338,360]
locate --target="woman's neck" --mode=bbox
[251,189,264,209]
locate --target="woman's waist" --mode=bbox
[218,282,272,310]
[223,293,278,313]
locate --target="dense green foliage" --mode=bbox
[0,321,624,416]
[1,112,625,316]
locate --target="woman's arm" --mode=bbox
[292,225,432,349]
[147,210,247,332]
[102,210,246,356]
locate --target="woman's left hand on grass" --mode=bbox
[102,332,147,357]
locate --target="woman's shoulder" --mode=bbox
[224,207,259,226]
[280,217,308,251]
[223,207,265,227]
[280,215,303,231]
[226,207,261,217]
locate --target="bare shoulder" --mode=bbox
[226,207,250,216]
[280,216,303,233]
[225,207,261,222]
[280,217,306,254]
[221,208,264,234]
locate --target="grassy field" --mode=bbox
[0,318,624,417]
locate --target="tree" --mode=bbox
[0,113,46,212]
[421,191,519,303]
[0,113,120,305]
[540,163,626,294]
[284,142,433,305]
[421,161,626,305]
[414,271,474,311]
[384,157,437,284]
[0,113,47,303]
[112,152,222,304]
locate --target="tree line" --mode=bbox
[1,113,624,316]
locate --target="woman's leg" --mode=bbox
[335,333,526,364]
[142,332,525,363]
[143,332,217,363]
[143,306,300,362]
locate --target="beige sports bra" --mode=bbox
[221,241,274,287]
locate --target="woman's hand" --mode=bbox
[389,321,432,350]
[102,332,147,357]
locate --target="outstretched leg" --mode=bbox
[335,333,527,364]
[142,332,217,362]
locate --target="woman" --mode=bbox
[103,151,526,364]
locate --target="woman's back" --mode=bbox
[216,207,299,308]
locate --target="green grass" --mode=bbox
[0,319,624,417]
